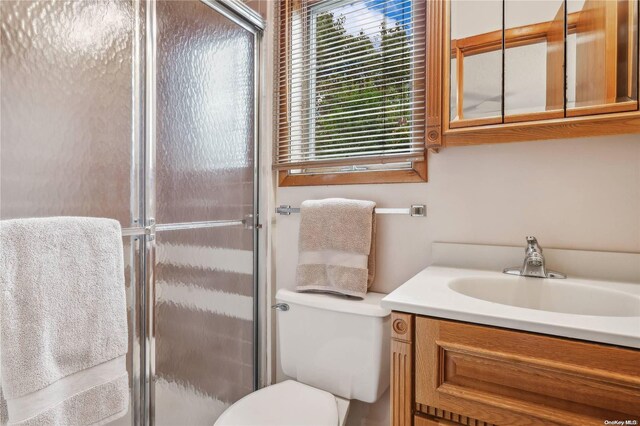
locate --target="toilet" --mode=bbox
[215,288,391,426]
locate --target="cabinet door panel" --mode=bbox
[566,0,639,115]
[415,317,640,425]
[504,0,565,122]
[449,0,503,127]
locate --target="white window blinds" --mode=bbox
[276,0,427,171]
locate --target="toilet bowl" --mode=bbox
[215,289,391,425]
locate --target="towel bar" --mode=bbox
[275,204,426,217]
[121,219,246,237]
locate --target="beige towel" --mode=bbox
[0,217,129,426]
[296,198,376,298]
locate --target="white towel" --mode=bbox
[0,217,129,425]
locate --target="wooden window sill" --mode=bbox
[277,160,427,186]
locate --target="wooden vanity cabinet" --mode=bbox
[391,313,640,426]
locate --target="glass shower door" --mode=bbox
[1,0,260,424]
[150,1,259,424]
[0,1,144,424]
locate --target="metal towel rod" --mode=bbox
[120,219,246,237]
[120,206,426,237]
[275,204,426,217]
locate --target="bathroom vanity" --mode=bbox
[389,313,639,426]
[382,246,640,426]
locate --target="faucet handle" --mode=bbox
[526,236,538,245]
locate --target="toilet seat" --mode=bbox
[215,380,339,426]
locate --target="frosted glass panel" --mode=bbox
[154,227,254,425]
[154,2,257,425]
[156,0,255,224]
[0,0,135,225]
[0,2,139,425]
[1,2,258,425]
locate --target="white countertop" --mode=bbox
[381,266,640,349]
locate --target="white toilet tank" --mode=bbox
[276,289,391,403]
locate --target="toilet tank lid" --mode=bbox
[276,289,391,318]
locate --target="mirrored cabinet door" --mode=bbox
[446,0,639,131]
[449,0,503,128]
[566,0,639,116]
[504,0,565,122]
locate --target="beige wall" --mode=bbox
[276,135,640,294]
[273,134,640,425]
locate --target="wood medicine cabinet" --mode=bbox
[429,0,640,147]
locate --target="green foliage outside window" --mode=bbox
[313,11,412,157]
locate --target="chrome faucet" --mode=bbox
[503,237,566,279]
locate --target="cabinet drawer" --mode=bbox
[415,317,640,425]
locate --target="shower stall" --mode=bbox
[0,0,264,424]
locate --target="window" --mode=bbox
[276,0,428,185]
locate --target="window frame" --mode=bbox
[277,0,442,186]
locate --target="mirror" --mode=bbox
[566,0,639,115]
[504,0,565,121]
[450,0,503,127]
[448,0,639,128]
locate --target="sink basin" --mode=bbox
[449,277,640,317]
[381,266,640,348]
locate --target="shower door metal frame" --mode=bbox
[136,1,265,425]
